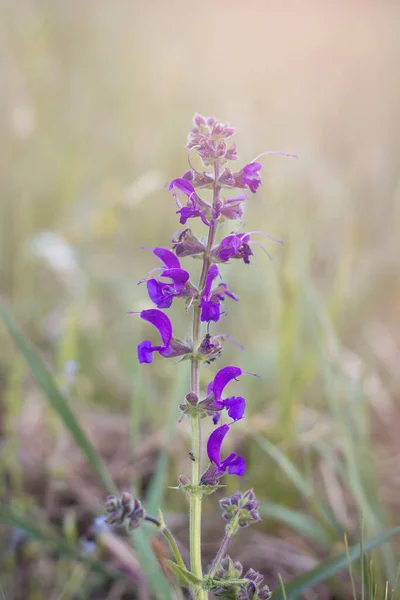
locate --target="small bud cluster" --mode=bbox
[105,493,145,530]
[220,489,261,528]
[211,558,271,600]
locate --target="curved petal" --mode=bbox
[161,268,189,286]
[153,247,180,269]
[140,309,172,346]
[207,424,229,465]
[212,366,242,402]
[203,264,219,298]
[168,178,197,198]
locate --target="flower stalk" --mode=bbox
[189,161,220,598]
[113,114,294,598]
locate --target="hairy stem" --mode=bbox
[189,161,220,599]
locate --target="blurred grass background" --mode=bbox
[1,1,400,598]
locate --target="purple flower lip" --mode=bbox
[206,424,246,477]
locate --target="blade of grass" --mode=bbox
[0,304,117,496]
[271,525,400,600]
[254,434,343,539]
[146,370,188,516]
[258,502,332,548]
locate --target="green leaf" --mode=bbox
[259,502,332,548]
[168,561,202,588]
[271,525,400,599]
[0,304,117,496]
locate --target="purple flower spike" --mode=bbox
[137,309,174,363]
[207,424,246,477]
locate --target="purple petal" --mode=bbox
[176,205,200,224]
[222,396,246,421]
[168,178,197,198]
[212,366,242,402]
[140,309,172,346]
[203,264,219,297]
[146,279,173,309]
[200,299,220,322]
[207,424,229,465]
[138,340,155,364]
[222,453,246,476]
[153,247,180,269]
[161,268,189,286]
[243,162,262,175]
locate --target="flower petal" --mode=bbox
[200,299,220,323]
[161,268,189,286]
[222,453,246,476]
[207,424,229,465]
[168,178,197,198]
[222,396,246,421]
[203,264,219,297]
[152,247,180,269]
[137,340,155,364]
[146,279,174,309]
[140,309,172,347]
[211,366,242,402]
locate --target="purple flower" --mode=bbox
[145,248,190,309]
[213,233,253,265]
[168,178,212,226]
[137,309,174,363]
[207,366,246,422]
[220,195,246,221]
[207,424,246,477]
[199,265,237,322]
[235,162,262,193]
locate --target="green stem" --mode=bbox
[189,161,220,600]
[144,515,186,570]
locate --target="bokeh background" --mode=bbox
[1,1,400,598]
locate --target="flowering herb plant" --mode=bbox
[105,114,295,599]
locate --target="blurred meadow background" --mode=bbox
[1,1,400,598]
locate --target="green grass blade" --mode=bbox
[258,502,331,548]
[0,304,117,496]
[271,525,400,600]
[132,529,173,600]
[254,434,343,538]
[146,371,188,516]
